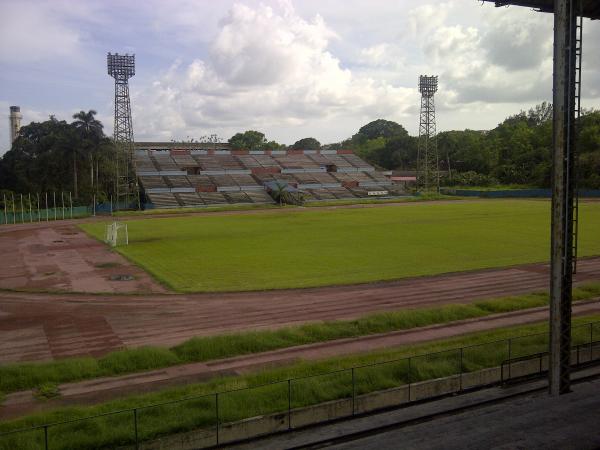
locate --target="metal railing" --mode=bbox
[1,321,599,450]
[0,192,89,225]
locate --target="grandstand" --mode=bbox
[134,143,405,208]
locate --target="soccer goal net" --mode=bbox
[105,222,129,247]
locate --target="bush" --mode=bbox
[445,171,498,187]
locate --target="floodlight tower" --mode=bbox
[417,75,439,192]
[107,52,138,208]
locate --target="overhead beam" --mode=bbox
[480,0,600,19]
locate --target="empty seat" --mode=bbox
[139,176,168,189]
[165,176,191,188]
[147,192,181,208]
[175,192,204,207]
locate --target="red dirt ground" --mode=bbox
[0,222,165,293]
[3,300,600,420]
[1,213,599,365]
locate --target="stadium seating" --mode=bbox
[136,147,404,208]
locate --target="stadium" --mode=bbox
[1,1,600,449]
[134,143,404,208]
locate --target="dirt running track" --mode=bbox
[1,256,600,364]
[1,213,600,365]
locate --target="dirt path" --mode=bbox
[1,256,600,365]
[2,299,600,420]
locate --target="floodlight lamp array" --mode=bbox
[107,53,136,79]
[419,75,438,97]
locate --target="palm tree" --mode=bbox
[72,110,104,199]
[269,181,304,206]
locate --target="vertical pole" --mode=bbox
[69,192,73,219]
[37,193,40,222]
[93,194,96,217]
[590,322,593,361]
[407,357,412,402]
[44,425,49,450]
[288,379,292,430]
[12,194,15,224]
[53,192,57,221]
[45,193,49,221]
[2,194,6,225]
[508,338,512,379]
[459,347,464,392]
[550,0,575,396]
[351,367,356,416]
[133,408,139,450]
[20,194,24,223]
[61,192,65,220]
[28,193,32,222]
[215,393,219,446]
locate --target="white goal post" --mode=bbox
[105,222,129,247]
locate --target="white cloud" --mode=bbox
[0,1,97,64]
[133,2,415,144]
[2,0,600,150]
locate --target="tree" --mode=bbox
[355,119,408,141]
[268,181,304,206]
[348,121,414,169]
[291,137,321,150]
[72,110,104,198]
[0,111,116,203]
[229,130,267,150]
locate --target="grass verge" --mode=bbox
[1,314,599,450]
[1,283,599,396]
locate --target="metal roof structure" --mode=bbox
[481,0,600,19]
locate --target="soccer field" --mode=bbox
[81,200,600,292]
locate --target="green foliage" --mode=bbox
[228,130,284,150]
[0,111,116,203]
[356,119,408,141]
[291,137,321,150]
[34,382,60,400]
[268,181,305,206]
[443,171,498,187]
[342,119,414,169]
[2,314,600,450]
[96,347,180,374]
[81,200,600,292]
[326,104,600,189]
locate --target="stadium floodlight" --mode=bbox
[418,75,438,98]
[416,75,439,192]
[107,52,138,210]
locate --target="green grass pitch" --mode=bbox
[80,200,600,292]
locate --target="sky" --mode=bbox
[1,0,600,154]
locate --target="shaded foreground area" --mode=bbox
[248,372,600,450]
[81,200,600,292]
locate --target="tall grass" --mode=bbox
[1,284,599,396]
[1,315,599,450]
